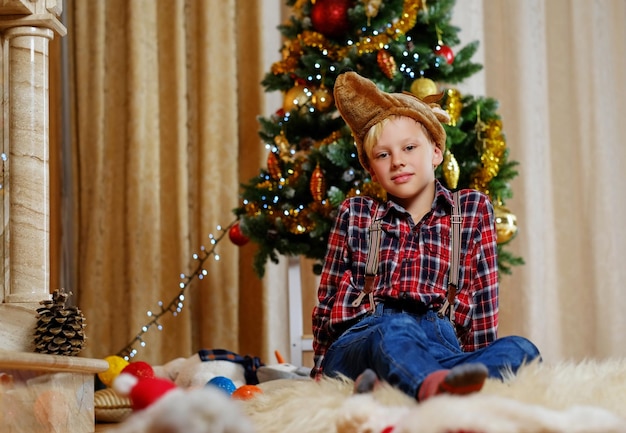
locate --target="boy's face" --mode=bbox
[368,116,443,202]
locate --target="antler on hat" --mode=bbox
[333,71,449,170]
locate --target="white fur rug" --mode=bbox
[244,360,626,433]
[108,360,626,433]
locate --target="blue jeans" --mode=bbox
[322,303,541,398]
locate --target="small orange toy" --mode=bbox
[232,384,262,400]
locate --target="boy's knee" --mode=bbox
[514,336,541,361]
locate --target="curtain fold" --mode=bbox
[482,0,626,361]
[66,0,267,365]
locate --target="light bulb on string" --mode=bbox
[115,219,235,359]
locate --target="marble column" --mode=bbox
[0,2,66,351]
[2,26,53,304]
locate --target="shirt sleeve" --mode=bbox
[463,195,499,351]
[311,200,352,379]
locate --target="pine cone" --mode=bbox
[34,289,86,356]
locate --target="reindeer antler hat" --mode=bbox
[333,71,450,170]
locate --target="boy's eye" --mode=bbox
[405,144,416,151]
[375,152,388,159]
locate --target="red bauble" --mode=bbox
[434,44,455,64]
[310,0,352,39]
[229,221,249,246]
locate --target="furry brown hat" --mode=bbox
[333,71,450,170]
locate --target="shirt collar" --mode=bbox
[374,180,454,235]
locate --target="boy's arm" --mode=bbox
[311,201,351,378]
[465,197,499,350]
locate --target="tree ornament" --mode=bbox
[434,44,455,64]
[274,133,293,161]
[470,113,507,195]
[494,205,518,244]
[312,86,334,112]
[34,289,86,356]
[410,77,438,100]
[442,150,460,189]
[310,164,327,201]
[267,151,282,180]
[443,88,462,127]
[364,0,382,21]
[283,84,309,112]
[228,221,250,246]
[377,50,397,79]
[310,0,352,39]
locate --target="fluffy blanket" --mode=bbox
[244,360,626,433]
[108,360,626,433]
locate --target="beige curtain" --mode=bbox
[64,0,269,366]
[463,0,626,362]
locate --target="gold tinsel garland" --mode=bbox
[470,115,506,196]
[272,0,423,75]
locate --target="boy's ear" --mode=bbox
[432,145,444,167]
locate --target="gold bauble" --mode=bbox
[494,205,518,244]
[311,86,333,111]
[410,77,438,100]
[283,84,309,112]
[442,150,460,190]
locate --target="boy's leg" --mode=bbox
[441,335,541,379]
[324,310,462,397]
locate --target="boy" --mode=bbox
[311,71,540,401]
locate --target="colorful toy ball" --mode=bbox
[98,355,129,387]
[121,361,155,380]
[232,384,262,400]
[206,376,236,395]
[113,373,177,411]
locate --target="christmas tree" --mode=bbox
[234,0,522,277]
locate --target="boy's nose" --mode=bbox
[391,154,405,167]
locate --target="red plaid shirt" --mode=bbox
[311,180,499,378]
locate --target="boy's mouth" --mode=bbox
[391,172,413,183]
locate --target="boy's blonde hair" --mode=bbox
[362,116,435,169]
[333,71,449,171]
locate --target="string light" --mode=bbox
[116,220,236,360]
